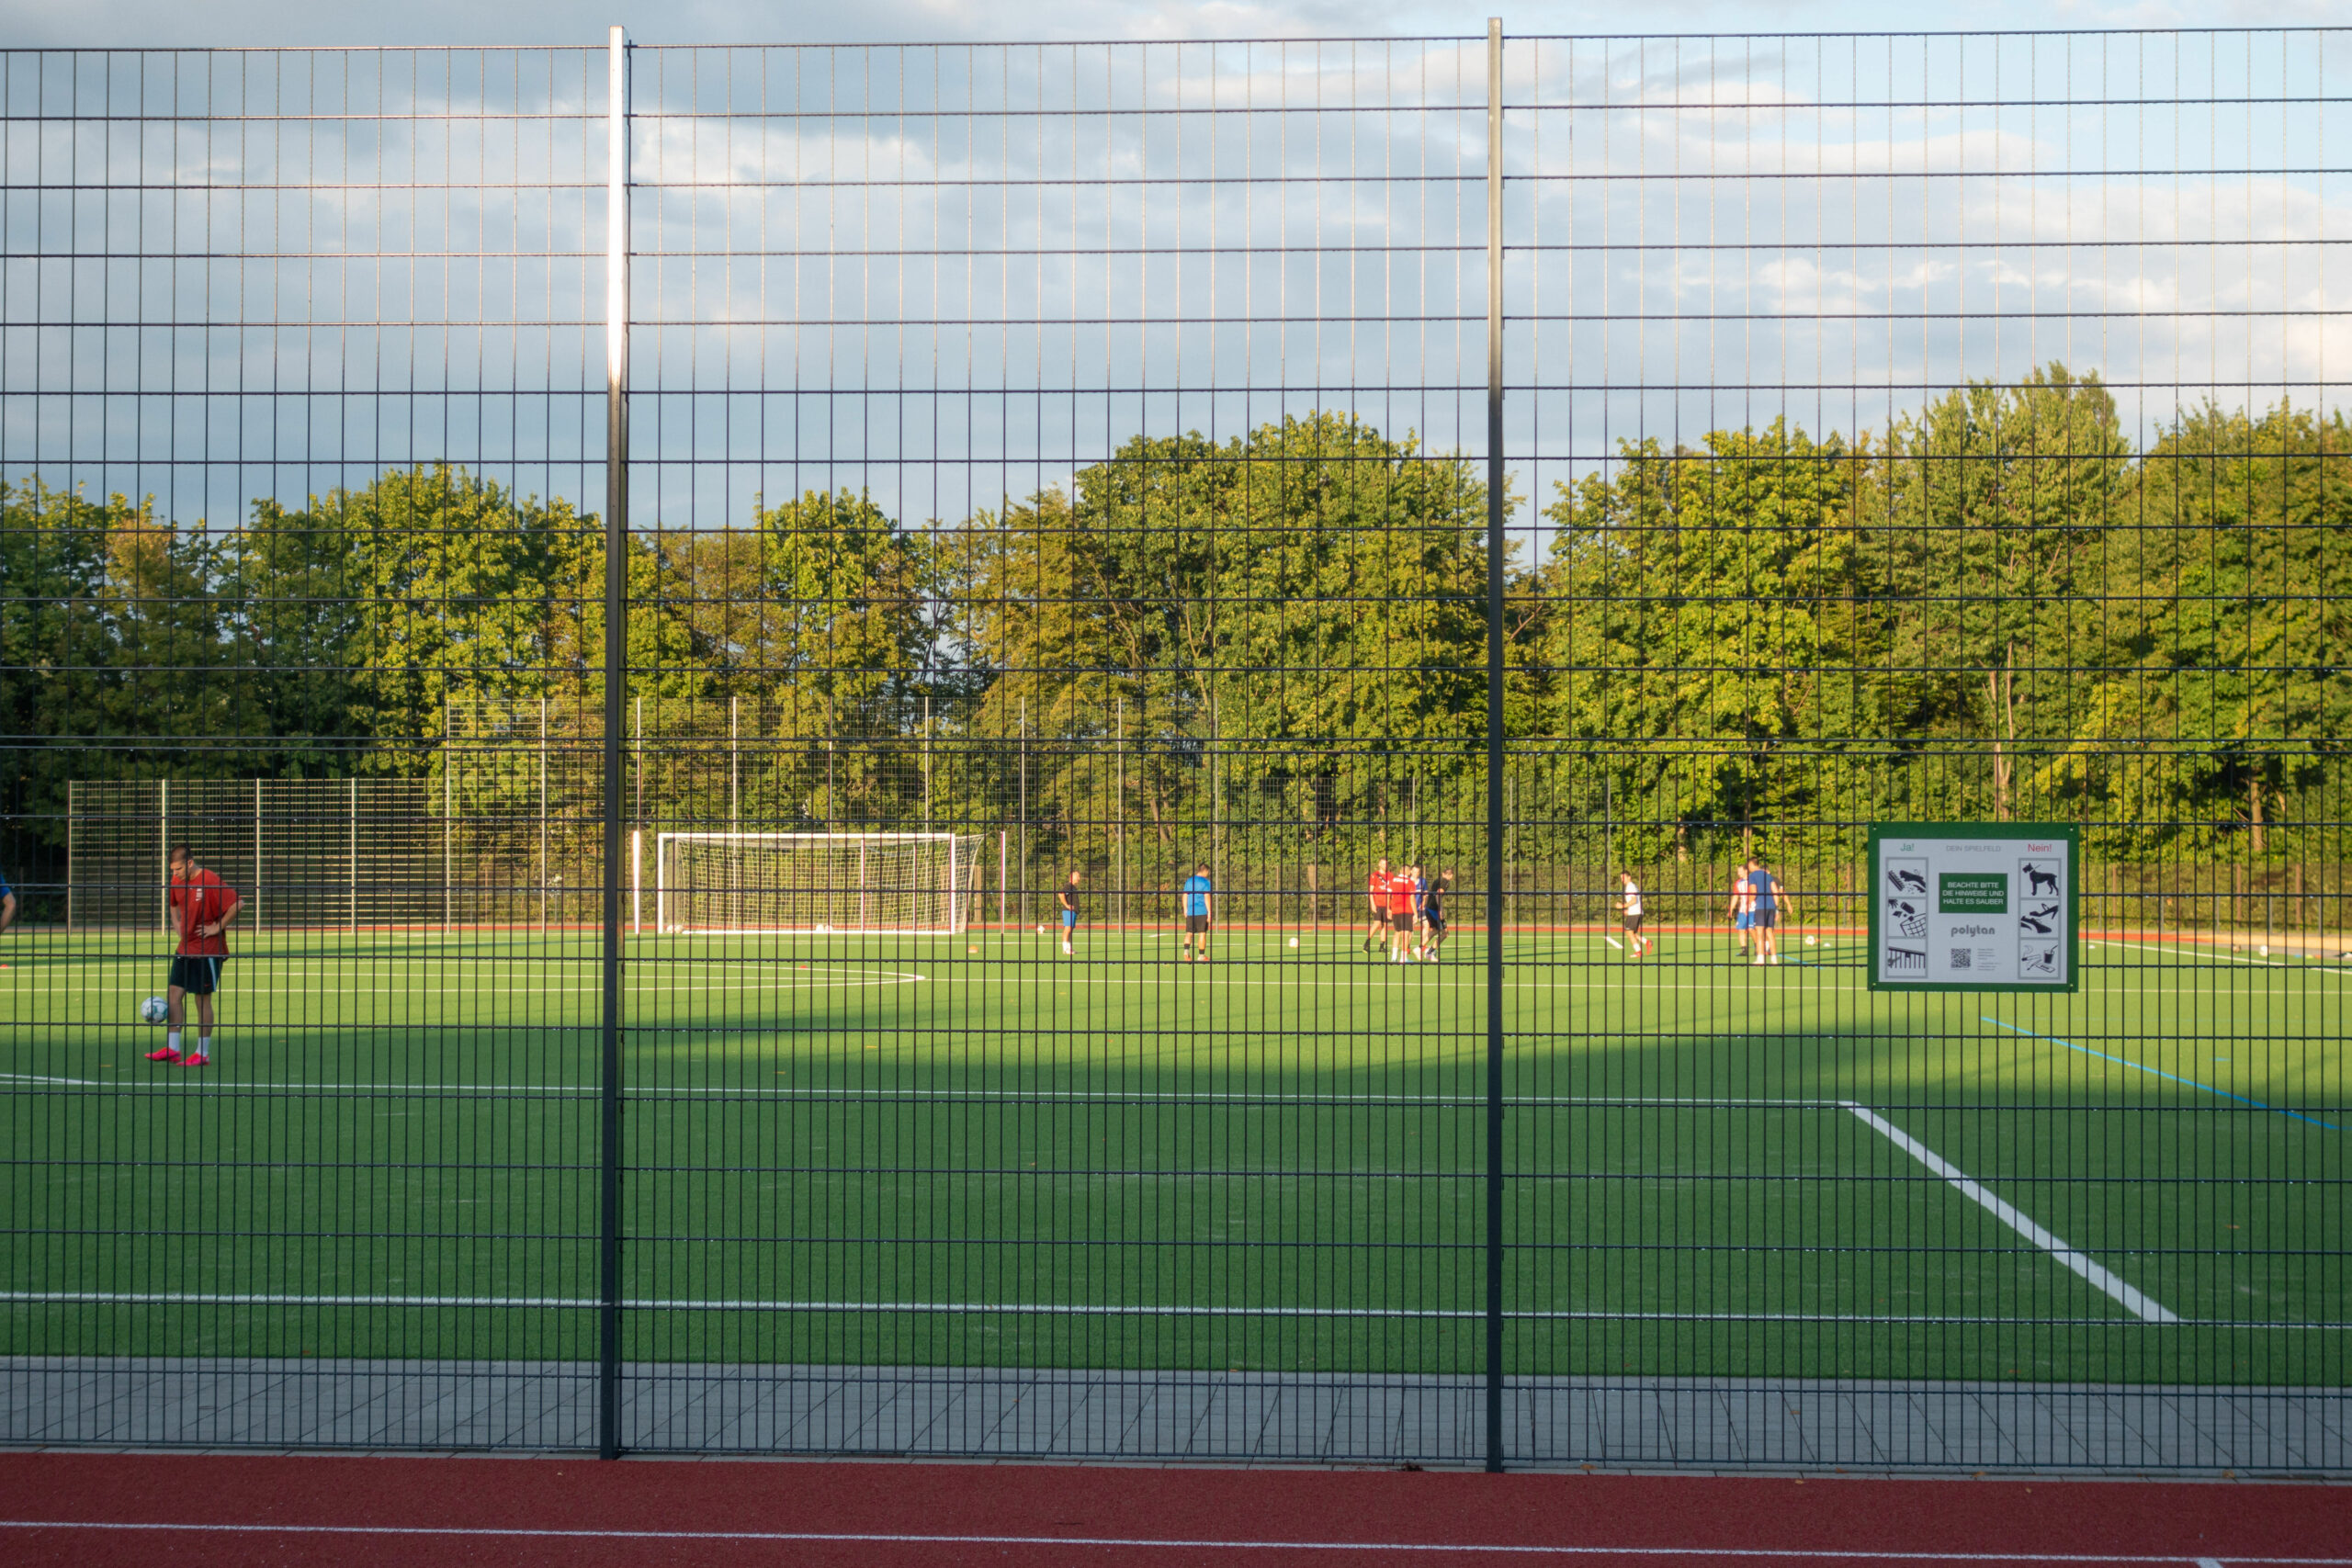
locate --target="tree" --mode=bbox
[1876,364,2128,820]
[1538,419,1863,861]
[2052,404,2352,856]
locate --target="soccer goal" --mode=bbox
[653,832,984,935]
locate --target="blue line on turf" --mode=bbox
[1980,1016,2336,1131]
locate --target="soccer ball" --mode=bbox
[1288,937,1299,948]
[1804,935,1817,947]
[1037,923,1047,935]
[140,996,169,1025]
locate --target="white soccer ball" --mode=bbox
[140,996,168,1025]
[1037,923,1047,935]
[1804,935,1817,947]
[1288,937,1299,948]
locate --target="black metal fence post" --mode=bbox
[1483,13,1508,1478]
[599,20,632,1463]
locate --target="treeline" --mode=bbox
[3,365,2346,879]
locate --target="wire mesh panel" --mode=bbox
[1503,30,2347,1469]
[1,46,618,1448]
[0,28,2343,1470]
[616,37,1502,1461]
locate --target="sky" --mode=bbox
[4,0,2342,535]
[7,0,2344,51]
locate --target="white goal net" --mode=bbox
[654,832,983,935]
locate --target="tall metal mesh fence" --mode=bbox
[0,29,2343,1469]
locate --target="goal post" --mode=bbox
[652,831,985,936]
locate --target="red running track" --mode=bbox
[0,1455,2344,1567]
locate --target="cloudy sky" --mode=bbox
[6,0,2342,535]
[9,0,2342,50]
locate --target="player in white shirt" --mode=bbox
[1618,870,1650,958]
[1726,866,1753,957]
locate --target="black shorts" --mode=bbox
[1184,914,1212,934]
[169,955,223,996]
[1424,915,1447,934]
[1623,915,1644,934]
[1371,908,1392,927]
[1751,908,1777,930]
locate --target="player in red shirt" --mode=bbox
[1363,857,1392,954]
[151,845,241,1068]
[1387,865,1420,964]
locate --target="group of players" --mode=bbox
[1363,858,1452,964]
[1614,856,1798,963]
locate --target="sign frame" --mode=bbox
[1866,821,2081,994]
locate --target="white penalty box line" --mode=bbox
[0,1076,2182,1325]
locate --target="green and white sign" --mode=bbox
[1867,822,2080,993]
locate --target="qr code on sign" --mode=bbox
[1950,948,1973,970]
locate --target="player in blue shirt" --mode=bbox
[0,870,16,953]
[1747,855,1798,966]
[1179,863,1215,964]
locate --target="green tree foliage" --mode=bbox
[1538,420,1863,861]
[6,384,2346,888]
[1873,364,2131,821]
[970,412,1494,875]
[2050,403,2352,857]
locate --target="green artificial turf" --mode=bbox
[3,925,2343,1382]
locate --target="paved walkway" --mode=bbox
[6,1359,2343,1472]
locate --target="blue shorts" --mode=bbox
[1060,909,1078,927]
[1734,912,1752,931]
[1752,908,1777,930]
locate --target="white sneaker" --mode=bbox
[1752,956,1764,965]
[1062,943,1073,956]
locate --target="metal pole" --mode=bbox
[254,778,263,937]
[922,693,932,830]
[540,695,550,933]
[1115,694,1124,931]
[1018,696,1028,928]
[729,694,740,828]
[1482,15,1508,1477]
[598,21,632,1463]
[349,776,358,934]
[65,781,74,931]
[159,778,168,932]
[443,718,454,934]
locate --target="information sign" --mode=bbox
[1866,822,2080,992]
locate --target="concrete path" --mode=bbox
[6,1359,2342,1473]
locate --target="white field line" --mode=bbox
[5,1084,1831,1107]
[2092,939,2350,978]
[1842,1103,2177,1325]
[0,1072,94,1085]
[1,1521,2345,1563]
[5,1291,2313,1326]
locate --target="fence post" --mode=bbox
[159,778,169,932]
[1481,14,1507,1477]
[598,20,633,1464]
[1018,696,1028,928]
[65,781,74,931]
[541,695,551,933]
[350,776,359,933]
[254,778,263,936]
[444,714,455,934]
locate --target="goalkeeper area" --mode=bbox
[3,919,2343,1394]
[651,832,985,936]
